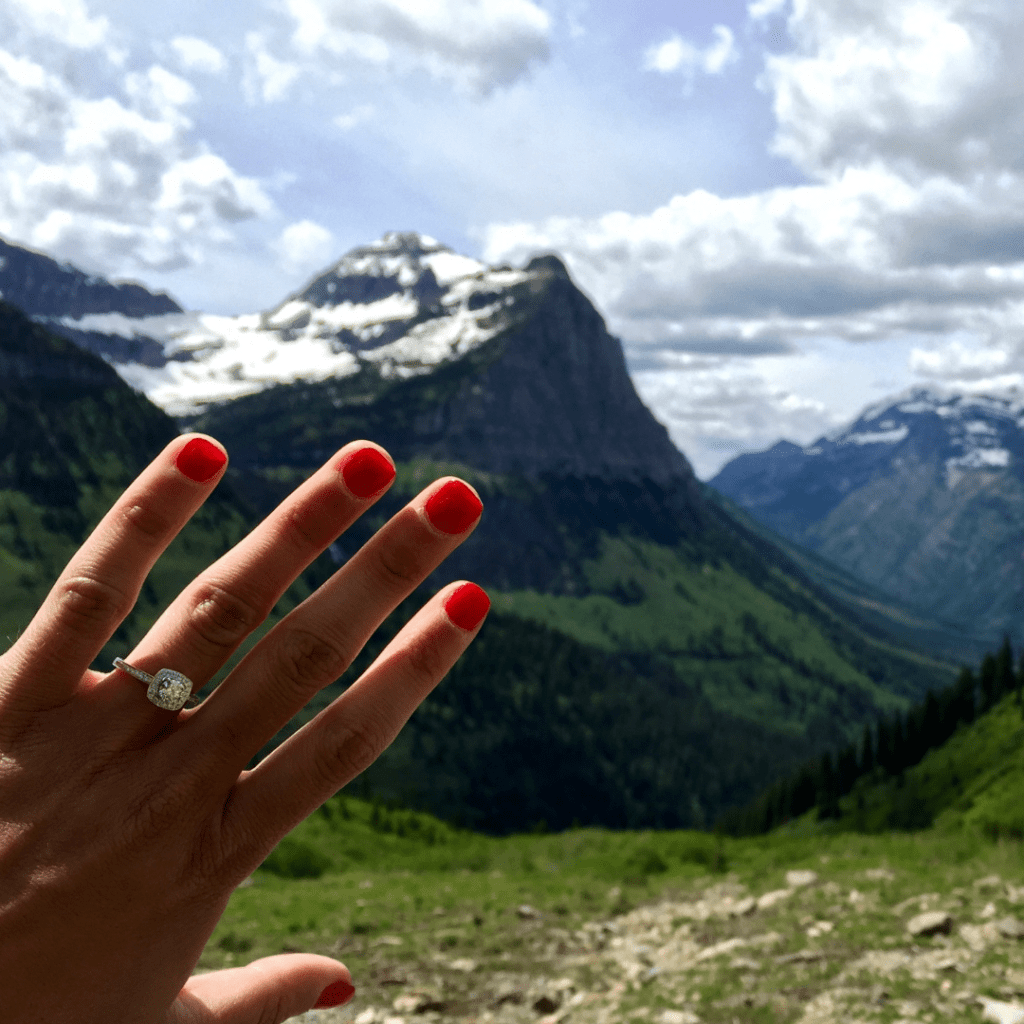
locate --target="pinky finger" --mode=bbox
[224,581,489,852]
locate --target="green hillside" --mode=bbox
[838,692,1024,837]
[0,300,296,672]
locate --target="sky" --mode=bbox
[3,0,1024,477]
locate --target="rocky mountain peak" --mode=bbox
[291,231,483,311]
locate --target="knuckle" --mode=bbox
[119,500,175,543]
[403,630,452,686]
[314,715,390,786]
[279,502,337,555]
[55,573,134,628]
[187,583,266,653]
[271,627,352,698]
[371,542,422,591]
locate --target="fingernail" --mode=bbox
[175,438,226,483]
[315,980,355,1009]
[445,582,490,631]
[424,480,483,534]
[339,447,396,498]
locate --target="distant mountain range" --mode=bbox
[0,232,957,830]
[712,389,1024,647]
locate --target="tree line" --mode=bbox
[718,638,1021,836]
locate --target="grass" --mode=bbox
[200,795,1024,977]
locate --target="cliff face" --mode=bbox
[403,254,693,484]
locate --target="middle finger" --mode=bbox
[179,475,483,780]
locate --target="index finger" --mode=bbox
[2,435,227,706]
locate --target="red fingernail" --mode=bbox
[445,582,490,631]
[315,980,355,1009]
[424,480,482,534]
[175,438,226,483]
[339,447,396,498]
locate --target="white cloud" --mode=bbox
[0,43,272,277]
[243,31,302,104]
[748,0,788,20]
[170,36,227,76]
[2,0,112,53]
[275,0,552,94]
[643,26,738,80]
[483,0,1024,475]
[762,0,1021,181]
[334,104,375,131]
[275,219,335,275]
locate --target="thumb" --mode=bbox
[173,954,355,1024]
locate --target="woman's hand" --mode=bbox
[0,434,488,1024]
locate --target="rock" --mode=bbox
[777,949,825,964]
[448,958,477,972]
[492,991,523,1008]
[731,897,757,917]
[658,1011,701,1024]
[786,870,818,888]
[865,867,896,881]
[979,996,1024,1024]
[757,889,794,911]
[392,994,434,1014]
[695,937,747,962]
[907,911,954,937]
[999,918,1024,940]
[517,904,542,920]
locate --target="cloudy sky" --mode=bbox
[3,0,1024,477]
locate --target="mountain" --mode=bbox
[0,299,253,666]
[0,233,959,830]
[0,236,181,366]
[711,388,1024,647]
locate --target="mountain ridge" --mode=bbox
[711,387,1024,645]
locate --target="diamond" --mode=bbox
[148,669,193,711]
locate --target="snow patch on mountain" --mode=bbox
[51,232,533,416]
[843,426,910,446]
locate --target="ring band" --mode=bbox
[113,658,197,711]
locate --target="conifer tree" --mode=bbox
[980,652,998,712]
[859,722,875,775]
[996,636,1015,702]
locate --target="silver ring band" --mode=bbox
[113,658,196,711]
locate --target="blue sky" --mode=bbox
[3,0,1024,476]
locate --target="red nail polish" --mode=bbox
[445,582,490,631]
[315,980,355,1009]
[175,438,226,483]
[339,447,395,498]
[424,480,482,534]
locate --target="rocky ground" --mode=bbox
[283,864,1024,1024]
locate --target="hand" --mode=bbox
[0,435,488,1024]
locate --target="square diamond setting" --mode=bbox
[148,669,193,711]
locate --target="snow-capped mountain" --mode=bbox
[42,232,540,416]
[711,387,1024,642]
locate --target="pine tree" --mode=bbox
[980,653,998,713]
[859,722,875,775]
[996,636,1015,701]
